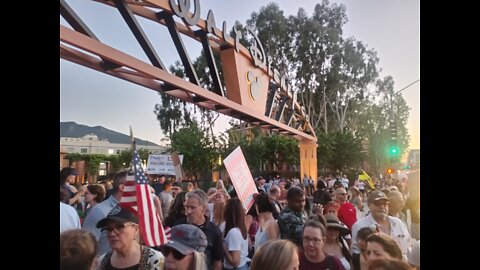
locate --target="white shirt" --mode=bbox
[341,178,349,188]
[224,227,250,269]
[351,214,411,257]
[60,202,81,233]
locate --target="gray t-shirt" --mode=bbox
[158,191,173,219]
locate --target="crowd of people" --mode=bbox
[60,168,420,270]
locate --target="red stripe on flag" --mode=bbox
[119,151,167,247]
[120,175,138,214]
[136,180,167,246]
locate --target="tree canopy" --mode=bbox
[153,0,411,177]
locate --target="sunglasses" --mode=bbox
[101,223,135,235]
[161,246,187,260]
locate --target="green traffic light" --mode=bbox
[390,147,398,155]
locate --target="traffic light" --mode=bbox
[389,146,399,155]
[387,168,394,174]
[389,120,397,140]
[388,120,399,157]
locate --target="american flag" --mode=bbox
[120,145,167,247]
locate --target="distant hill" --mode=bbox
[60,121,159,146]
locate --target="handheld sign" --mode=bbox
[171,151,185,180]
[146,154,184,175]
[223,146,258,211]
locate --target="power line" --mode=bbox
[395,79,420,94]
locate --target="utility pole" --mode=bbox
[388,79,419,168]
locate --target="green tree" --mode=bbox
[150,1,410,179]
[65,153,107,182]
[117,150,133,168]
[350,76,410,175]
[170,123,215,179]
[291,1,348,133]
[224,125,265,175]
[326,37,379,133]
[245,1,379,135]
[246,3,291,74]
[154,61,195,138]
[328,131,365,172]
[377,77,410,165]
[316,132,335,173]
[104,155,122,172]
[262,134,299,171]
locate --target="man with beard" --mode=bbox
[350,191,411,261]
[278,186,308,246]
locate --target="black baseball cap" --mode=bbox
[96,205,138,228]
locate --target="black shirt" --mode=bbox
[173,216,224,267]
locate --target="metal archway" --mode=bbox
[60,0,318,180]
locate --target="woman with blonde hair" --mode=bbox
[212,200,226,233]
[95,205,164,269]
[250,239,299,270]
[206,186,228,233]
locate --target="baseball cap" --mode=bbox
[367,190,389,204]
[162,224,208,255]
[96,205,138,228]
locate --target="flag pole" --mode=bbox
[125,126,167,246]
[129,126,136,173]
[129,125,135,147]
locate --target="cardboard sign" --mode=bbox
[171,152,185,180]
[223,146,258,211]
[146,154,183,175]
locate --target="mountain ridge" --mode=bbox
[60,121,159,146]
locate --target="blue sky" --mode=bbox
[60,0,419,151]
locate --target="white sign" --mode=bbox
[146,154,184,175]
[223,146,258,211]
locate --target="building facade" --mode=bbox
[407,149,420,166]
[60,133,167,156]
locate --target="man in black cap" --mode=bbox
[350,190,412,261]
